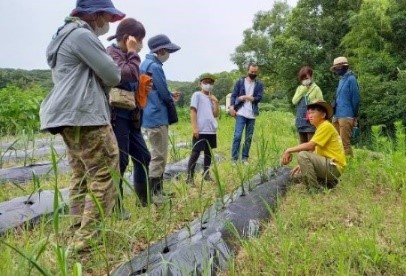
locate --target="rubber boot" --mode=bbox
[202,170,213,182]
[186,170,195,185]
[135,182,151,207]
[149,177,161,195]
[157,175,163,194]
[158,174,174,196]
[113,182,131,220]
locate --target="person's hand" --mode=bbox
[126,36,138,52]
[281,150,292,165]
[146,81,153,94]
[210,94,218,103]
[229,106,236,117]
[172,91,181,102]
[238,95,246,102]
[192,127,199,139]
[290,165,301,176]
[247,95,255,102]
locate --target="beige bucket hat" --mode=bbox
[330,56,349,71]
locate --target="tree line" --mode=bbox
[0,68,240,108]
[232,0,406,134]
[2,0,406,135]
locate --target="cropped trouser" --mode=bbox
[333,118,354,156]
[61,125,119,243]
[146,125,169,178]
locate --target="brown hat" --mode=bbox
[107,18,145,41]
[330,56,349,71]
[307,100,333,119]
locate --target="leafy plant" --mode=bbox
[168,133,181,162]
[0,85,46,135]
[0,138,19,168]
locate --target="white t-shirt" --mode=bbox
[236,78,255,119]
[190,91,218,134]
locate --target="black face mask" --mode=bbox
[335,67,348,76]
[248,73,257,80]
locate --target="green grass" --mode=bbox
[1,111,406,275]
[230,126,406,275]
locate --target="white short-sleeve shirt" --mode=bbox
[190,91,218,134]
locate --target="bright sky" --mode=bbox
[0,0,297,81]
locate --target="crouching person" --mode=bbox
[281,100,346,189]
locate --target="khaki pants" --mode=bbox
[146,125,169,178]
[333,118,354,156]
[61,125,119,244]
[298,151,341,188]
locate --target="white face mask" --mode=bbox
[136,42,143,53]
[302,79,312,86]
[157,51,170,63]
[94,21,110,37]
[201,83,213,93]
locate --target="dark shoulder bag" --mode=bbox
[167,100,178,125]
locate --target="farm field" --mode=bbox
[1,111,405,275]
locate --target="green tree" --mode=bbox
[231,0,362,105]
[0,68,52,91]
[341,0,406,130]
[231,1,291,75]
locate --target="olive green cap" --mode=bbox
[199,73,216,82]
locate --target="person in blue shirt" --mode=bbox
[229,63,264,163]
[140,34,181,200]
[330,56,360,156]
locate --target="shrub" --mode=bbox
[0,85,46,134]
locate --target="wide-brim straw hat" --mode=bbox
[330,56,349,71]
[307,100,333,119]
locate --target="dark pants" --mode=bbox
[298,132,314,144]
[187,135,216,179]
[112,116,151,205]
[231,115,256,161]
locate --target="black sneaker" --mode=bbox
[203,172,213,182]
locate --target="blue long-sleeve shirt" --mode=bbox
[140,54,174,128]
[334,71,360,118]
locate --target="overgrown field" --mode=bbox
[1,111,406,275]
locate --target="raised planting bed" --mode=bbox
[112,167,291,276]
[0,155,219,185]
[0,160,71,184]
[0,188,69,235]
